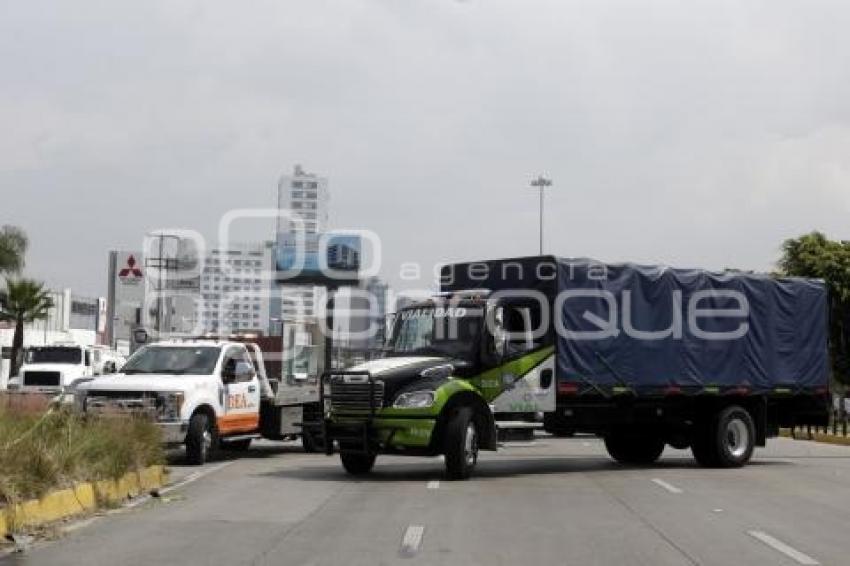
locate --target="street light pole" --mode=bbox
[530,175,552,255]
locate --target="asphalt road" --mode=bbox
[5,436,850,566]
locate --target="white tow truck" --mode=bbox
[75,339,321,464]
[11,343,125,396]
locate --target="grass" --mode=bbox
[0,396,164,504]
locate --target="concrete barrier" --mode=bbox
[0,465,168,538]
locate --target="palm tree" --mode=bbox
[0,225,28,276]
[0,279,54,378]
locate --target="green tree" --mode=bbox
[0,225,28,276]
[778,231,850,386]
[0,279,54,378]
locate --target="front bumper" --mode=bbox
[158,421,189,445]
[318,369,439,455]
[324,416,436,454]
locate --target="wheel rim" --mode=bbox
[464,423,478,466]
[725,418,748,458]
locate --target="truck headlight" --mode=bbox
[393,390,436,409]
[158,392,185,422]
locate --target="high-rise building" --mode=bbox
[277,164,329,235]
[276,165,330,321]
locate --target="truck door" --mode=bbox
[492,304,556,414]
[219,347,261,435]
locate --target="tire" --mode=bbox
[186,413,218,465]
[222,438,252,451]
[604,431,665,465]
[690,419,719,467]
[340,452,376,475]
[444,407,479,480]
[693,406,755,468]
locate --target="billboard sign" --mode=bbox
[276,233,361,286]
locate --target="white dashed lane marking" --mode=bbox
[651,478,683,494]
[427,480,440,489]
[400,525,425,557]
[748,531,819,565]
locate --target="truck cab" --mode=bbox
[77,340,266,464]
[15,343,124,395]
[76,338,322,465]
[313,291,550,479]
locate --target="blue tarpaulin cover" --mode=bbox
[441,257,829,392]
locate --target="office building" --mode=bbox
[196,242,274,334]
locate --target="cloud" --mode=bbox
[2,0,850,296]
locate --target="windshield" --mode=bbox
[387,305,482,362]
[121,346,221,375]
[26,347,82,365]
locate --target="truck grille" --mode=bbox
[85,391,158,417]
[23,371,61,387]
[329,378,384,414]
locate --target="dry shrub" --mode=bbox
[0,407,164,504]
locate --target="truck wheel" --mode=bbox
[444,407,479,480]
[186,413,218,465]
[694,406,755,468]
[222,438,252,451]
[604,432,664,465]
[340,452,376,475]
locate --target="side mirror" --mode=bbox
[222,360,237,384]
[492,306,507,359]
[493,331,507,359]
[223,360,253,384]
[235,361,254,379]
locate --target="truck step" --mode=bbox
[495,421,541,442]
[495,421,544,429]
[221,433,261,442]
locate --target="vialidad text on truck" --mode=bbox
[307,256,829,479]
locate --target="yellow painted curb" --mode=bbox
[0,465,168,538]
[779,428,850,447]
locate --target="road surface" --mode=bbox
[4,436,850,565]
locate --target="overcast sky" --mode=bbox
[2,0,850,297]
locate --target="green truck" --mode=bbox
[307,256,829,479]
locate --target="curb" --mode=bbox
[0,465,169,538]
[779,429,850,447]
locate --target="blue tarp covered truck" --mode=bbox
[313,256,829,479]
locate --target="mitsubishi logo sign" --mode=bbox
[118,255,143,285]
